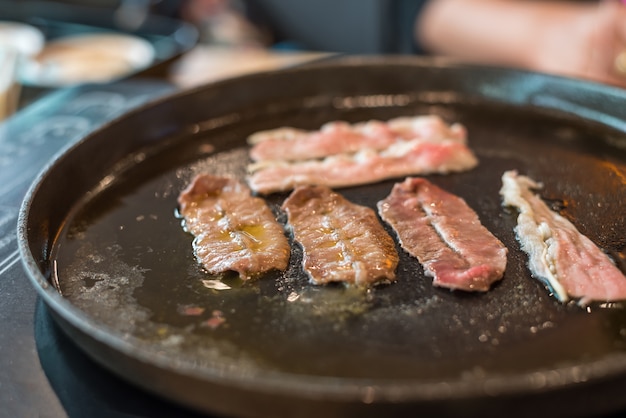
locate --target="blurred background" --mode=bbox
[0,0,428,118]
[4,0,626,121]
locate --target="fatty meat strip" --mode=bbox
[282,185,399,287]
[178,174,290,280]
[248,137,478,194]
[500,170,626,304]
[248,115,467,162]
[377,177,508,292]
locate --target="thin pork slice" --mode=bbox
[282,185,399,287]
[377,177,507,292]
[178,174,290,280]
[248,115,467,162]
[500,170,626,304]
[248,137,478,194]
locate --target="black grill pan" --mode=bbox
[18,56,626,417]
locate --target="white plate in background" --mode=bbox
[0,21,45,56]
[20,33,155,87]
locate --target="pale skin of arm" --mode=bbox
[416,0,626,86]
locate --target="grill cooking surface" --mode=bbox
[19,57,626,417]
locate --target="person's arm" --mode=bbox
[416,0,626,86]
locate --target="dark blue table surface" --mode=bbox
[0,80,215,418]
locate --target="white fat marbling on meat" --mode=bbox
[500,173,567,301]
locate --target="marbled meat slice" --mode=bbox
[248,115,467,162]
[282,185,399,287]
[248,137,478,194]
[377,177,507,291]
[178,174,290,280]
[500,170,626,304]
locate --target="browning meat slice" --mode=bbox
[500,170,626,304]
[378,177,508,292]
[282,185,399,287]
[178,174,290,280]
